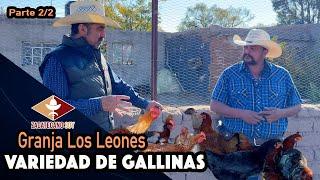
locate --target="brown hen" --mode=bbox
[197,111,252,154]
[153,114,175,143]
[143,132,206,153]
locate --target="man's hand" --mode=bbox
[101,95,132,117]
[259,107,284,123]
[238,109,264,125]
[146,100,163,111]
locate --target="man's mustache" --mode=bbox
[242,54,257,65]
[242,54,254,60]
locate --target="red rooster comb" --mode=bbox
[150,106,161,120]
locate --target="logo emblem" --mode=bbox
[32,95,75,121]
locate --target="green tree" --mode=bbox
[104,0,157,31]
[178,3,254,31]
[271,0,320,24]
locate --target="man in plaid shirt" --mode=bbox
[210,29,302,145]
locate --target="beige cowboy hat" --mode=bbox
[233,29,282,58]
[53,0,120,28]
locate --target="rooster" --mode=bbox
[143,132,206,153]
[206,139,282,180]
[282,132,302,151]
[263,132,312,180]
[153,114,175,143]
[109,107,161,135]
[276,132,313,180]
[277,149,313,180]
[263,141,284,180]
[195,112,252,154]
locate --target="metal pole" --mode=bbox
[151,0,158,100]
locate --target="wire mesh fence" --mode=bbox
[1,1,320,179]
[0,0,319,108]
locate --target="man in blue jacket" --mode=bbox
[39,1,162,131]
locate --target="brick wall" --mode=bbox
[0,16,168,87]
[0,16,68,82]
[209,35,242,90]
[197,24,320,93]
[105,30,169,87]
[286,104,320,179]
[1,16,319,98]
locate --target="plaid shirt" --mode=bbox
[211,60,302,140]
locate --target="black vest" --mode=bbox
[39,37,114,131]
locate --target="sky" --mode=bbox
[1,0,278,32]
[158,0,278,32]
